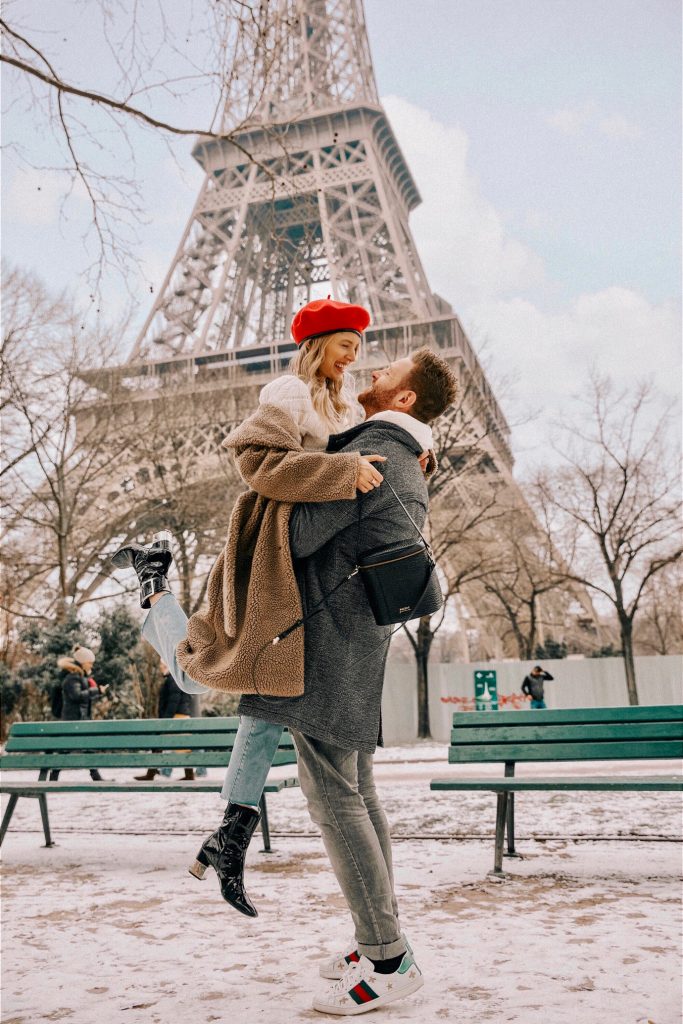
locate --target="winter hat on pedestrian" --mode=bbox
[291,298,371,345]
[73,645,95,666]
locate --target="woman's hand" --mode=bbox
[356,454,386,493]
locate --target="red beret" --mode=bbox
[291,299,371,345]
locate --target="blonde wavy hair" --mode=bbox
[289,333,358,433]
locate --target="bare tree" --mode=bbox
[109,386,245,615]
[400,376,516,738]
[476,508,579,660]
[633,562,683,656]
[1,2,291,287]
[1,268,136,619]
[535,374,682,704]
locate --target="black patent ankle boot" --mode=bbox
[110,532,173,608]
[188,802,261,917]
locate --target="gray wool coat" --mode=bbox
[238,420,429,754]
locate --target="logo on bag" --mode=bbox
[399,606,410,613]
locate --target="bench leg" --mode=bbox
[504,794,523,859]
[38,794,55,847]
[0,793,19,846]
[492,792,508,874]
[259,794,272,853]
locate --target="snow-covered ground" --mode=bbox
[2,744,681,1024]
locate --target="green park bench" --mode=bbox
[0,717,298,852]
[430,705,683,875]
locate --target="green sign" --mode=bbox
[474,670,498,711]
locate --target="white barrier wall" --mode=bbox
[381,655,683,745]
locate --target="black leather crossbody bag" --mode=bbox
[357,480,443,625]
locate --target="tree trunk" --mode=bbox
[620,618,639,705]
[415,616,433,739]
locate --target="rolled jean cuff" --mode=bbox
[356,933,407,961]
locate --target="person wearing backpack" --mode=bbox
[49,645,108,781]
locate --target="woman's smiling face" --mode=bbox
[318,332,361,381]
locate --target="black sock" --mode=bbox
[368,952,404,975]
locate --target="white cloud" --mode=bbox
[545,104,594,135]
[468,287,679,394]
[545,104,641,141]
[598,114,641,140]
[384,95,545,306]
[465,289,680,465]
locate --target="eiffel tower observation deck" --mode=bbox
[90,0,512,478]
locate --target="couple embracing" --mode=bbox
[112,298,457,1015]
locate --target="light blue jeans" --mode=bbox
[141,593,283,804]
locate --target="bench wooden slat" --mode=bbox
[430,775,683,792]
[0,778,299,795]
[448,705,682,726]
[7,733,269,753]
[447,740,683,763]
[450,721,683,745]
[0,749,298,770]
[6,717,243,735]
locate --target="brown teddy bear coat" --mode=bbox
[175,405,361,695]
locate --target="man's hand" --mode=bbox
[418,449,437,476]
[356,454,386,493]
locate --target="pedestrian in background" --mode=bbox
[135,660,198,781]
[49,646,108,781]
[521,665,554,709]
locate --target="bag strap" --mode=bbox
[382,479,433,558]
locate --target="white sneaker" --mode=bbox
[312,953,423,1015]
[319,941,361,980]
[319,938,413,981]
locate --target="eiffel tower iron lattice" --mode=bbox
[80,0,596,653]
[115,0,511,469]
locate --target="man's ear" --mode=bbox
[395,389,417,412]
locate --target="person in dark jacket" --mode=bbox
[134,660,196,781]
[521,665,554,708]
[49,646,107,781]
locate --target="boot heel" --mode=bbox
[188,846,210,880]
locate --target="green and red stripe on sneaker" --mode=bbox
[349,979,379,1005]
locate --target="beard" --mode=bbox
[357,382,403,417]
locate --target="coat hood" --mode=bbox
[57,656,84,675]
[326,418,421,454]
[327,419,438,475]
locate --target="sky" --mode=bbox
[2,0,681,469]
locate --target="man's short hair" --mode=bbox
[404,347,459,424]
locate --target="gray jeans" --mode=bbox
[292,731,405,961]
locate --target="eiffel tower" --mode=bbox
[84,0,588,654]
[119,0,512,472]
